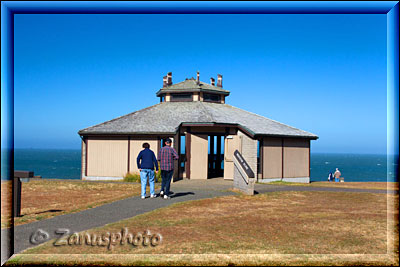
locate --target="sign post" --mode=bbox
[232,150,255,195]
[13,171,34,217]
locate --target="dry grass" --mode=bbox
[16,190,398,266]
[1,179,149,227]
[5,253,400,266]
[1,181,13,229]
[268,181,399,190]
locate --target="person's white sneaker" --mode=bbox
[141,196,145,199]
[150,194,157,198]
[164,195,170,199]
[160,191,164,197]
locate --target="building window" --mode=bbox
[203,93,221,103]
[170,93,193,102]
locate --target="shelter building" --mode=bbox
[78,72,318,182]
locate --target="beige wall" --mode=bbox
[262,137,283,179]
[87,138,128,177]
[224,134,242,179]
[193,92,199,101]
[238,130,258,177]
[165,93,171,102]
[261,137,310,179]
[190,134,208,179]
[85,137,160,178]
[283,138,310,178]
[172,133,180,181]
[81,139,86,179]
[129,139,159,174]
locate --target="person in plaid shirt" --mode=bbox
[158,138,179,199]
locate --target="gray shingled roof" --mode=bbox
[156,78,230,96]
[78,102,318,139]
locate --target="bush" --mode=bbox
[123,172,141,183]
[124,162,162,183]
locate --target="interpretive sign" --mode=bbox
[233,150,255,195]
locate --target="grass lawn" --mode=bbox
[266,181,399,190]
[1,179,155,228]
[10,190,399,266]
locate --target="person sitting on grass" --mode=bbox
[328,172,333,182]
[137,142,159,199]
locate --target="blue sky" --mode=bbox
[14,14,387,153]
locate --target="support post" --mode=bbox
[13,171,34,217]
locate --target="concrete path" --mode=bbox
[6,178,398,255]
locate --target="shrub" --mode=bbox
[123,172,141,183]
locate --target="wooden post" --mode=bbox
[13,178,21,217]
[186,129,191,179]
[13,171,34,217]
[217,135,222,176]
[259,138,263,179]
[210,135,214,174]
[281,138,284,179]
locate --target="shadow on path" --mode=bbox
[171,192,195,198]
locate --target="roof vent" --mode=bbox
[163,75,167,87]
[210,77,215,86]
[167,72,172,85]
[217,74,223,87]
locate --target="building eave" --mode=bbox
[156,88,230,97]
[254,133,319,140]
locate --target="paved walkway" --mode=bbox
[5,178,398,255]
[10,180,235,254]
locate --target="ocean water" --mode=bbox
[13,149,81,180]
[8,149,398,182]
[310,153,396,182]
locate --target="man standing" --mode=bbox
[158,138,179,199]
[137,143,159,199]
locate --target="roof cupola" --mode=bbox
[156,71,229,104]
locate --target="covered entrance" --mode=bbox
[178,125,232,180]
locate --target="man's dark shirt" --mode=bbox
[137,148,158,170]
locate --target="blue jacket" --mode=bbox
[137,148,158,171]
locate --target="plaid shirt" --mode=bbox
[158,146,179,171]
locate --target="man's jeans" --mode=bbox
[161,170,174,196]
[140,169,155,197]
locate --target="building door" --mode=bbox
[189,134,208,179]
[223,134,242,179]
[208,135,225,178]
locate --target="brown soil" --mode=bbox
[19,191,398,266]
[1,179,144,227]
[272,181,399,190]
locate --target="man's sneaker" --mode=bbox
[164,195,170,199]
[141,196,145,199]
[150,194,157,198]
[159,191,164,197]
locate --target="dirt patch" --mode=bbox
[21,191,398,266]
[1,179,148,227]
[268,181,399,190]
